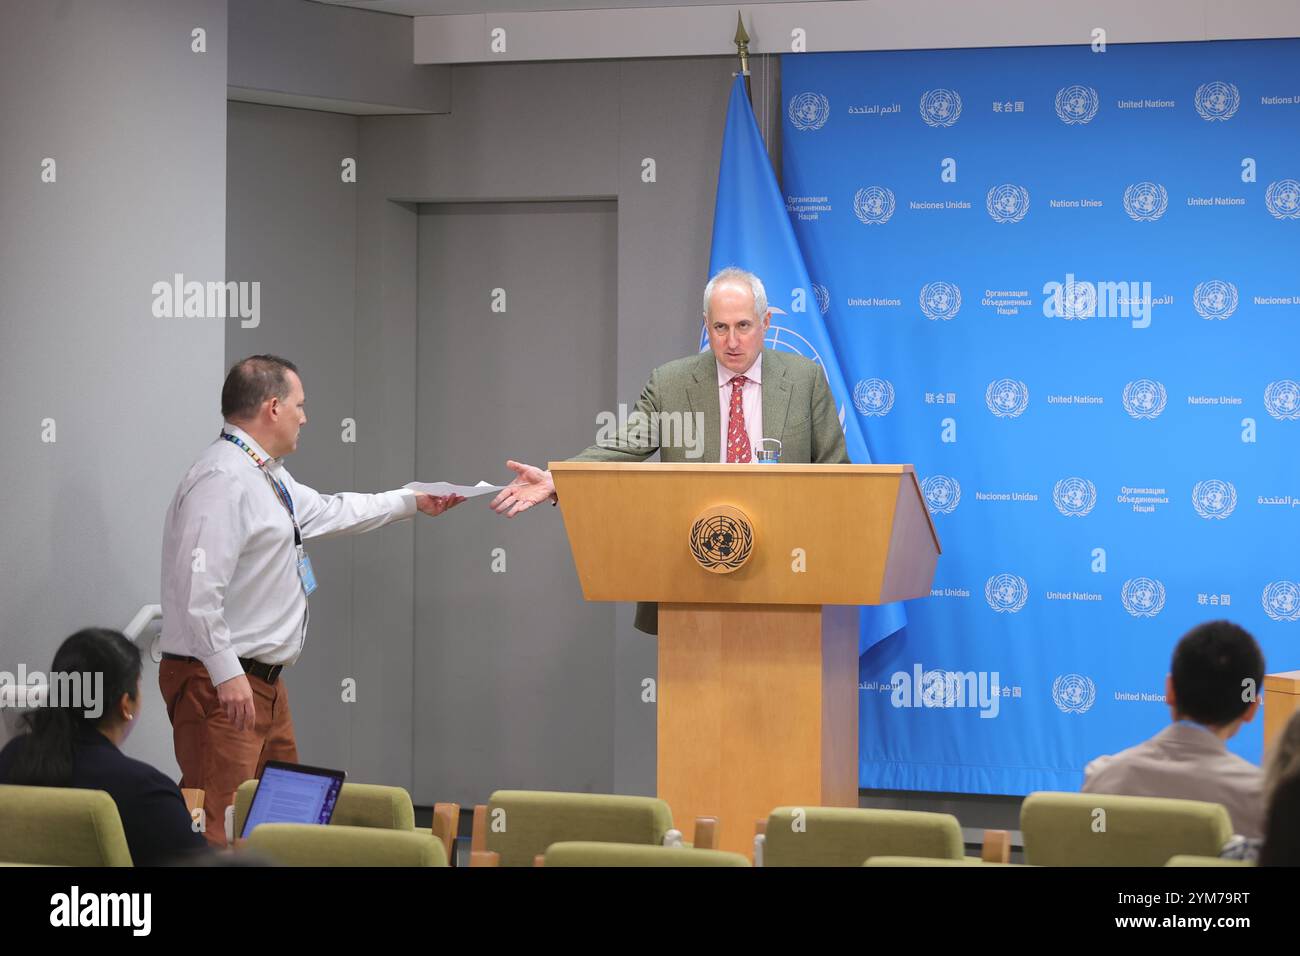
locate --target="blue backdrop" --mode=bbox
[781,40,1300,794]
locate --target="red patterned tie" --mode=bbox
[726,374,751,463]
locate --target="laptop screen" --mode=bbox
[240,762,345,838]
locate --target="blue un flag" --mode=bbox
[706,75,906,653]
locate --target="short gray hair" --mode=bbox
[703,267,768,319]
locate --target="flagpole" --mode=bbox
[733,11,752,104]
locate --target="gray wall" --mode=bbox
[224,101,364,772]
[414,201,617,803]
[229,0,450,114]
[0,0,229,775]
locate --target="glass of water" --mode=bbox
[754,438,782,464]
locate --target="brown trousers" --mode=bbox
[159,658,299,847]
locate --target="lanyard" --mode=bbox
[221,432,302,546]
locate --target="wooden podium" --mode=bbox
[550,462,941,855]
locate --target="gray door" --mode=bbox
[414,200,617,805]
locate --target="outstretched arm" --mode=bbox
[491,369,665,517]
[490,460,555,518]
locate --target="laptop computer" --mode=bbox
[239,761,346,839]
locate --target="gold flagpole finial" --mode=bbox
[734,11,751,78]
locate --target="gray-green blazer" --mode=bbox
[572,349,849,466]
[569,349,850,632]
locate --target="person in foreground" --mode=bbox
[1081,619,1266,839]
[0,628,208,865]
[1259,763,1300,866]
[488,266,849,633]
[159,355,464,845]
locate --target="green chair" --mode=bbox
[543,841,750,867]
[761,807,966,867]
[0,784,132,866]
[864,856,1025,867]
[233,779,416,838]
[471,790,714,867]
[1021,792,1233,866]
[243,823,448,866]
[1165,854,1254,867]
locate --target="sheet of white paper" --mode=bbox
[405,480,505,498]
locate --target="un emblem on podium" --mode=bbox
[689,505,755,574]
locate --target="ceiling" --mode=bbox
[313,0,799,16]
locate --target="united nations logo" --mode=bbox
[1264,380,1300,420]
[1060,279,1097,320]
[853,378,895,417]
[1194,81,1240,121]
[853,186,896,225]
[986,184,1030,223]
[1054,85,1099,125]
[1121,577,1166,618]
[985,378,1029,419]
[921,475,961,515]
[1123,182,1169,222]
[812,283,830,315]
[787,92,831,131]
[985,573,1029,613]
[1265,180,1300,220]
[1052,674,1096,715]
[1053,477,1097,517]
[919,88,962,127]
[1192,479,1237,519]
[1122,379,1168,420]
[919,281,961,321]
[1262,581,1300,622]
[1193,280,1238,319]
[689,505,754,574]
[921,669,960,707]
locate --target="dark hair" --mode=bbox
[1259,770,1300,866]
[221,355,300,421]
[1169,620,1264,727]
[7,628,142,787]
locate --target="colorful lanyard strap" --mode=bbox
[220,432,302,546]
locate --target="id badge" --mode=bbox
[297,546,318,596]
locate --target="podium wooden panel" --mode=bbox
[658,603,859,853]
[1265,671,1300,754]
[550,462,940,856]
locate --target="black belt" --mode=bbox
[161,653,284,685]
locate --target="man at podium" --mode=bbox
[490,266,848,632]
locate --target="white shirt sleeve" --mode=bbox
[171,470,248,687]
[289,478,417,541]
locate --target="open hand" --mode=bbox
[490,460,555,517]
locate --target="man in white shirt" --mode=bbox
[1082,620,1267,839]
[159,355,461,845]
[488,267,848,634]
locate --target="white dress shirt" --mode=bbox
[716,353,763,462]
[160,423,416,686]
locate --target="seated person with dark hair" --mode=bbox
[0,628,209,865]
[1081,619,1266,839]
[1259,769,1300,866]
